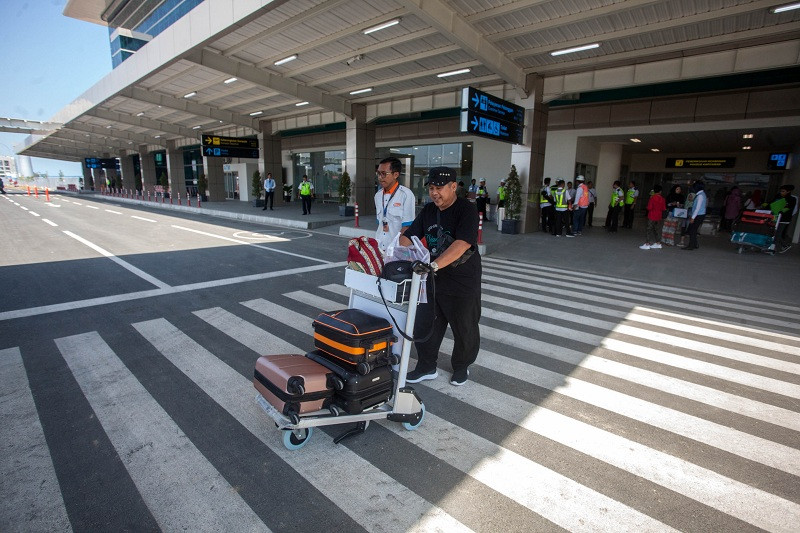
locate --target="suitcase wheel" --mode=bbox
[387,354,400,366]
[331,377,344,391]
[402,403,425,431]
[356,362,371,375]
[329,404,343,416]
[282,427,313,450]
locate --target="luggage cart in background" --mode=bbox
[731,211,782,254]
[257,268,426,450]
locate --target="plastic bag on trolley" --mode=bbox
[383,233,429,303]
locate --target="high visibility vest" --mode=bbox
[625,188,636,205]
[576,184,590,207]
[553,189,568,209]
[497,186,506,201]
[610,189,623,207]
[540,187,550,205]
[300,182,311,195]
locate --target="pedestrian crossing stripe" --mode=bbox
[3,261,799,532]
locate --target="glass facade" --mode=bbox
[182,146,203,195]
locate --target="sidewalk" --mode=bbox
[70,191,800,306]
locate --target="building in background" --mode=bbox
[0,155,19,180]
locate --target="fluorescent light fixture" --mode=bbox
[650,148,660,152]
[551,43,600,56]
[183,91,197,98]
[295,101,309,106]
[136,112,145,117]
[742,133,754,139]
[192,125,201,129]
[106,125,112,128]
[349,87,373,95]
[154,135,161,138]
[770,2,800,13]
[274,54,297,66]
[224,77,237,84]
[742,146,752,150]
[249,111,263,116]
[363,18,400,34]
[437,68,471,78]
[630,138,641,143]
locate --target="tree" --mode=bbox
[251,170,262,200]
[503,164,522,220]
[338,171,351,205]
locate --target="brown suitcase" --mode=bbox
[253,354,335,422]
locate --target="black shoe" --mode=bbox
[683,246,697,250]
[262,208,267,210]
[450,368,469,386]
[406,367,439,383]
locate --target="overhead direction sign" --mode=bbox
[202,134,258,149]
[84,157,120,169]
[459,87,525,144]
[665,157,736,169]
[203,146,260,158]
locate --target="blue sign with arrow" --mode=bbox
[459,87,525,144]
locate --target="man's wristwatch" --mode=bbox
[430,261,439,272]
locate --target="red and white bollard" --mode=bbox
[147,190,151,202]
[197,193,201,208]
[45,187,50,202]
[177,192,181,205]
[34,186,39,198]
[187,194,192,207]
[354,202,360,227]
[477,212,484,245]
[161,192,165,203]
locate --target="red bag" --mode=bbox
[347,236,383,276]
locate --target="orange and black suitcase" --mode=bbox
[253,354,335,422]
[312,309,396,375]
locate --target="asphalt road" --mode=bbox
[1,190,799,532]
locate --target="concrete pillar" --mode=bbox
[346,104,376,215]
[166,141,184,199]
[119,153,136,191]
[510,75,548,233]
[139,145,156,193]
[82,164,93,191]
[203,155,225,201]
[104,153,119,190]
[258,120,284,206]
[595,143,624,222]
[92,168,104,191]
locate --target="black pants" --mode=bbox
[623,204,635,228]
[413,290,481,374]
[686,215,705,249]
[587,202,595,226]
[554,209,570,235]
[301,194,312,214]
[605,205,621,232]
[264,190,274,209]
[476,198,487,219]
[541,205,554,233]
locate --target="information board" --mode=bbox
[459,87,525,144]
[84,157,119,169]
[203,146,259,158]
[767,152,789,170]
[202,134,258,149]
[665,158,736,169]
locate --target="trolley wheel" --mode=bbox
[282,427,313,450]
[402,403,425,431]
[288,412,300,425]
[356,362,371,375]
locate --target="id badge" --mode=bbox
[382,219,389,232]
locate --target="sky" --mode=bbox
[0,0,112,177]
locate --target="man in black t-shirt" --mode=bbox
[400,167,481,386]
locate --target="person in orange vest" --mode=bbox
[572,175,590,235]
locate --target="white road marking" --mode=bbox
[20,206,28,211]
[62,231,170,289]
[72,201,81,205]
[0,262,344,322]
[55,332,270,532]
[42,219,58,227]
[0,348,71,532]
[29,211,40,217]
[172,225,330,263]
[45,203,61,207]
[85,205,99,210]
[105,209,122,214]
[131,215,156,222]
[133,318,472,533]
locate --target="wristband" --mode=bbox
[430,261,439,272]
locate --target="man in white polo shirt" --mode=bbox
[374,157,416,255]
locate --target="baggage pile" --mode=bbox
[731,211,782,254]
[253,262,426,450]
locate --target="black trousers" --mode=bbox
[541,205,554,233]
[264,190,274,209]
[413,290,481,374]
[623,204,635,228]
[587,202,595,226]
[301,194,312,214]
[554,209,570,235]
[605,205,621,232]
[686,214,705,248]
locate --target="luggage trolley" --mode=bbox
[731,211,782,254]
[257,268,426,450]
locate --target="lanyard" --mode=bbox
[382,183,400,219]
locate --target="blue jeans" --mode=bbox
[573,207,587,233]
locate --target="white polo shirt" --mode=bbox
[374,183,416,255]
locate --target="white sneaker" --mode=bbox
[649,243,662,249]
[639,244,651,250]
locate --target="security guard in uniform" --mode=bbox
[540,177,554,234]
[298,174,314,215]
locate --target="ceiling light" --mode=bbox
[224,77,237,84]
[437,68,471,78]
[295,101,309,107]
[551,43,600,56]
[192,125,201,129]
[770,2,800,13]
[650,148,660,152]
[136,112,145,117]
[630,138,641,143]
[154,135,161,138]
[106,125,112,128]
[363,18,401,34]
[742,133,754,139]
[274,54,297,66]
[349,87,373,95]
[742,146,752,150]
[183,91,197,98]
[249,111,263,116]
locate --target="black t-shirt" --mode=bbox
[405,198,481,296]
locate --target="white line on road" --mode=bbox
[72,201,81,205]
[29,211,40,217]
[42,219,58,227]
[172,224,330,263]
[20,206,28,211]
[85,205,99,210]
[131,215,156,222]
[62,230,170,289]
[45,203,60,207]
[105,209,122,214]
[0,262,344,322]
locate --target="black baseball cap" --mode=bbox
[426,166,457,186]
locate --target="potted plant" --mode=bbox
[196,172,208,201]
[338,171,354,216]
[251,170,263,207]
[159,171,169,198]
[501,165,522,234]
[283,183,292,202]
